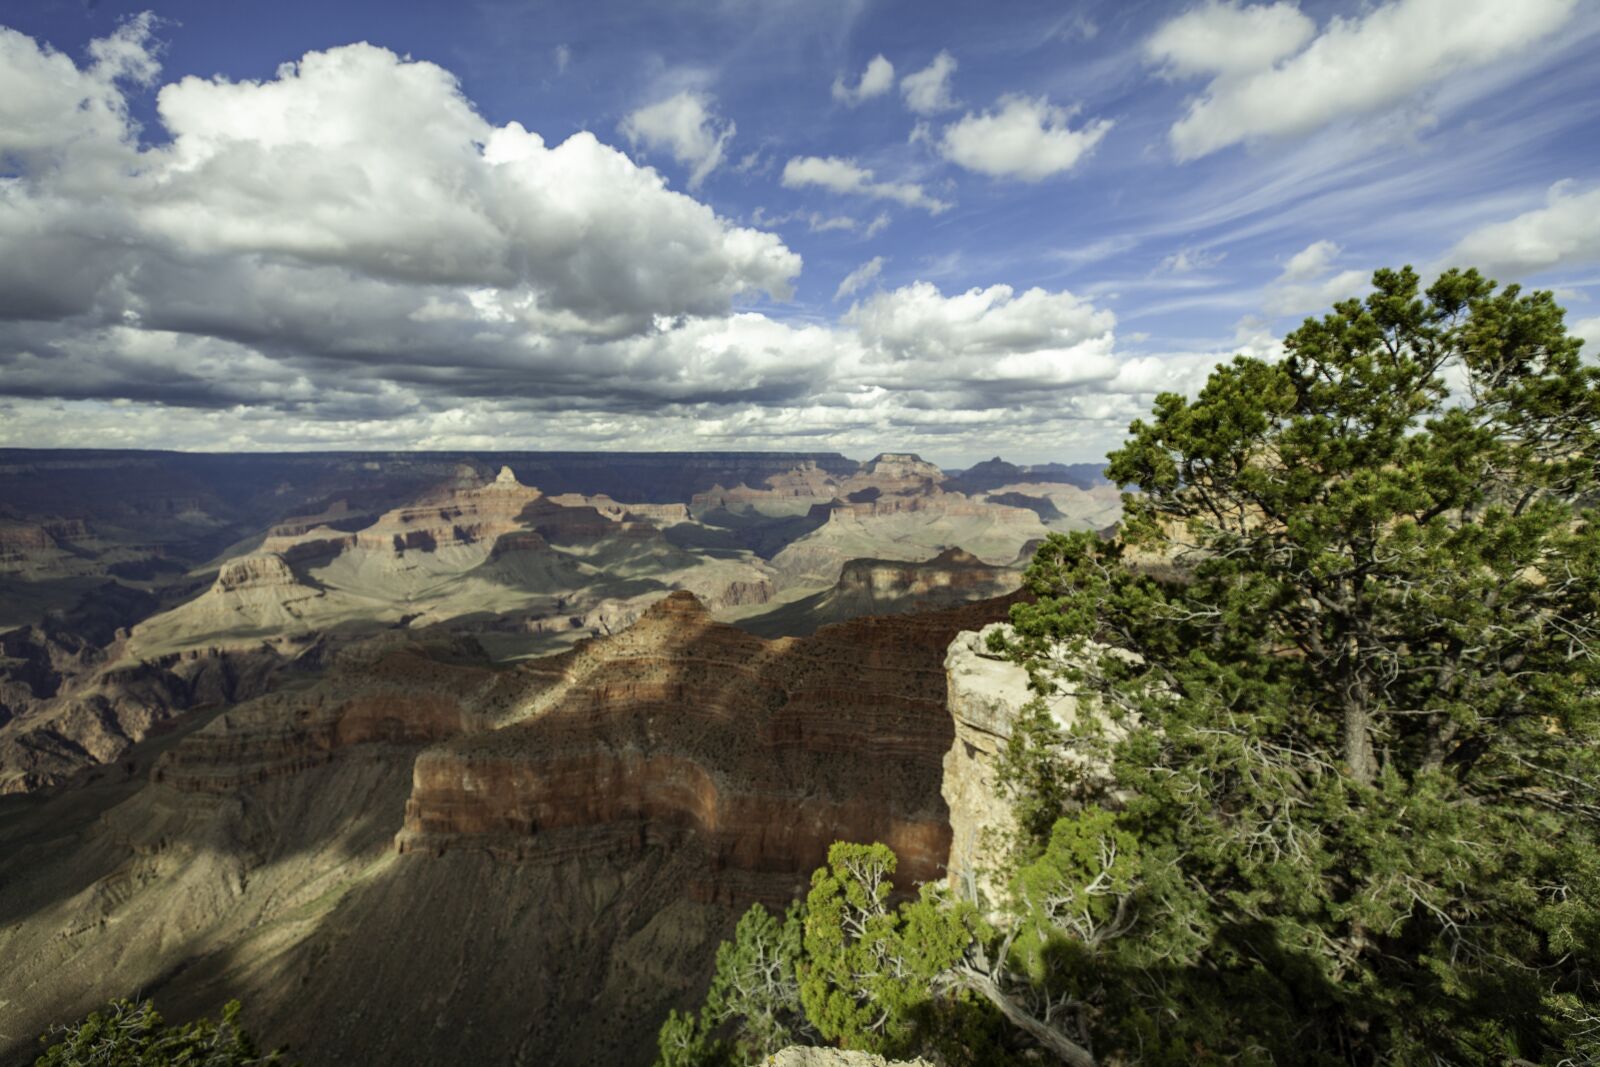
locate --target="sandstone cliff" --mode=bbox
[395,591,1017,901]
[941,623,1130,905]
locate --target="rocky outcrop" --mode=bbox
[833,548,1016,602]
[0,581,1041,1066]
[548,493,691,527]
[941,623,1130,903]
[692,460,846,510]
[125,552,329,660]
[394,591,1016,901]
[0,643,297,794]
[739,548,1022,638]
[349,465,545,555]
[857,452,945,492]
[692,453,948,516]
[943,624,1035,900]
[766,1050,933,1067]
[981,481,1123,531]
[212,553,299,592]
[124,591,1018,903]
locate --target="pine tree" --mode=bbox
[998,266,1600,1063]
[34,999,289,1066]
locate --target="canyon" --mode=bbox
[0,449,1111,1065]
[1,450,1114,795]
[0,589,1031,1066]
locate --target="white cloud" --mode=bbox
[619,90,736,188]
[844,281,1119,389]
[1280,239,1341,281]
[1444,181,1600,278]
[1263,241,1370,314]
[1158,247,1225,274]
[554,44,570,74]
[1572,316,1600,361]
[1153,0,1578,160]
[938,95,1112,181]
[900,50,957,115]
[1146,1,1314,78]
[781,155,951,213]
[834,256,885,302]
[864,212,891,238]
[832,54,894,105]
[0,31,805,407]
[0,15,158,174]
[810,214,858,233]
[0,23,1242,465]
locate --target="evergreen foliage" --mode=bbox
[797,843,978,1056]
[995,266,1600,1063]
[656,902,813,1067]
[34,999,288,1067]
[657,267,1600,1065]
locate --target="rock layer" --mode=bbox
[397,591,1018,900]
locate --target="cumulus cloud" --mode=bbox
[1146,1,1314,78]
[0,22,1226,463]
[900,51,958,115]
[1280,240,1341,281]
[0,15,158,176]
[1151,0,1577,160]
[938,96,1112,181]
[1263,241,1370,315]
[834,257,885,302]
[1443,181,1600,278]
[832,54,894,105]
[781,155,951,213]
[1573,316,1600,360]
[619,90,736,188]
[0,29,800,402]
[844,281,1120,391]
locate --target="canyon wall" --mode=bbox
[396,591,1014,900]
[0,591,1025,1066]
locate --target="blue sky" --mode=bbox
[1,0,1597,465]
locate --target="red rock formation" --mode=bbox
[149,635,510,793]
[144,589,1016,898]
[343,465,556,555]
[394,590,1019,899]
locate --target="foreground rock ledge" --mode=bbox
[765,1049,933,1067]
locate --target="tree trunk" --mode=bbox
[1420,714,1459,773]
[1343,700,1375,785]
[955,968,1096,1067]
